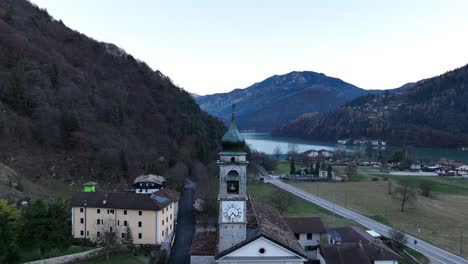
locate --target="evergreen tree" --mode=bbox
[327,165,333,180]
[314,160,320,176]
[289,157,296,175]
[0,200,21,263]
[120,150,128,178]
[125,226,135,252]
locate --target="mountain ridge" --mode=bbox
[273,64,468,147]
[196,71,370,131]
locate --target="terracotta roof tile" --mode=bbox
[190,231,218,255]
[285,217,327,234]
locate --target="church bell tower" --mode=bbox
[218,106,248,252]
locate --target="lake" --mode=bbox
[243,133,468,163]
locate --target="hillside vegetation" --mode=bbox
[0,0,225,198]
[273,64,468,147]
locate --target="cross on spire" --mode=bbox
[231,103,236,120]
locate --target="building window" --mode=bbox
[97,219,101,225]
[138,221,142,227]
[162,231,164,237]
[124,210,127,215]
[138,233,142,239]
[80,218,84,224]
[259,248,266,254]
[305,246,314,251]
[80,208,84,213]
[307,233,313,240]
[170,204,172,209]
[97,231,101,237]
[124,220,128,226]
[97,208,100,214]
[162,220,164,225]
[107,209,114,214]
[138,211,142,216]
[110,227,113,233]
[80,230,84,236]
[117,220,120,226]
[231,157,235,162]
[295,233,300,240]
[122,233,125,238]
[170,214,172,220]
[166,217,168,222]
[87,231,89,236]
[170,224,172,230]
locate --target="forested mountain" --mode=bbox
[273,64,468,147]
[196,71,370,131]
[0,0,225,190]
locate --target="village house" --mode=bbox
[286,217,327,260]
[70,188,179,246]
[193,195,206,212]
[321,226,402,264]
[410,163,422,171]
[456,165,468,176]
[307,149,334,159]
[133,174,166,194]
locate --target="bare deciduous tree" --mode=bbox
[394,181,416,212]
[345,163,358,180]
[273,146,282,160]
[389,229,408,248]
[267,189,292,214]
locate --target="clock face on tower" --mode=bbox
[222,201,244,222]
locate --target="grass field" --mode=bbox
[288,179,468,257]
[248,181,358,228]
[84,253,149,264]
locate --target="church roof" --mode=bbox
[248,196,305,254]
[221,112,245,150]
[190,231,218,255]
[190,196,306,259]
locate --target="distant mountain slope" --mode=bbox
[196,71,369,131]
[273,65,468,147]
[0,0,225,188]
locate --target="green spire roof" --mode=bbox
[221,107,245,150]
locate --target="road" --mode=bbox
[254,164,468,264]
[168,183,195,264]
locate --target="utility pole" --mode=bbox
[460,224,463,256]
[333,191,336,225]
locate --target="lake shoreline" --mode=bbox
[243,133,468,163]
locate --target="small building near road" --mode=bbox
[456,165,468,176]
[133,174,166,194]
[82,181,97,192]
[286,217,327,259]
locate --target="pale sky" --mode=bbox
[31,0,468,95]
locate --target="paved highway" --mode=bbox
[254,164,468,264]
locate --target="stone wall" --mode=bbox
[24,248,103,264]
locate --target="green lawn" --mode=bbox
[20,246,94,262]
[84,253,149,264]
[289,180,468,257]
[402,245,431,264]
[274,161,294,175]
[384,175,468,195]
[248,181,358,228]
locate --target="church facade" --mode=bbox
[190,112,308,264]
